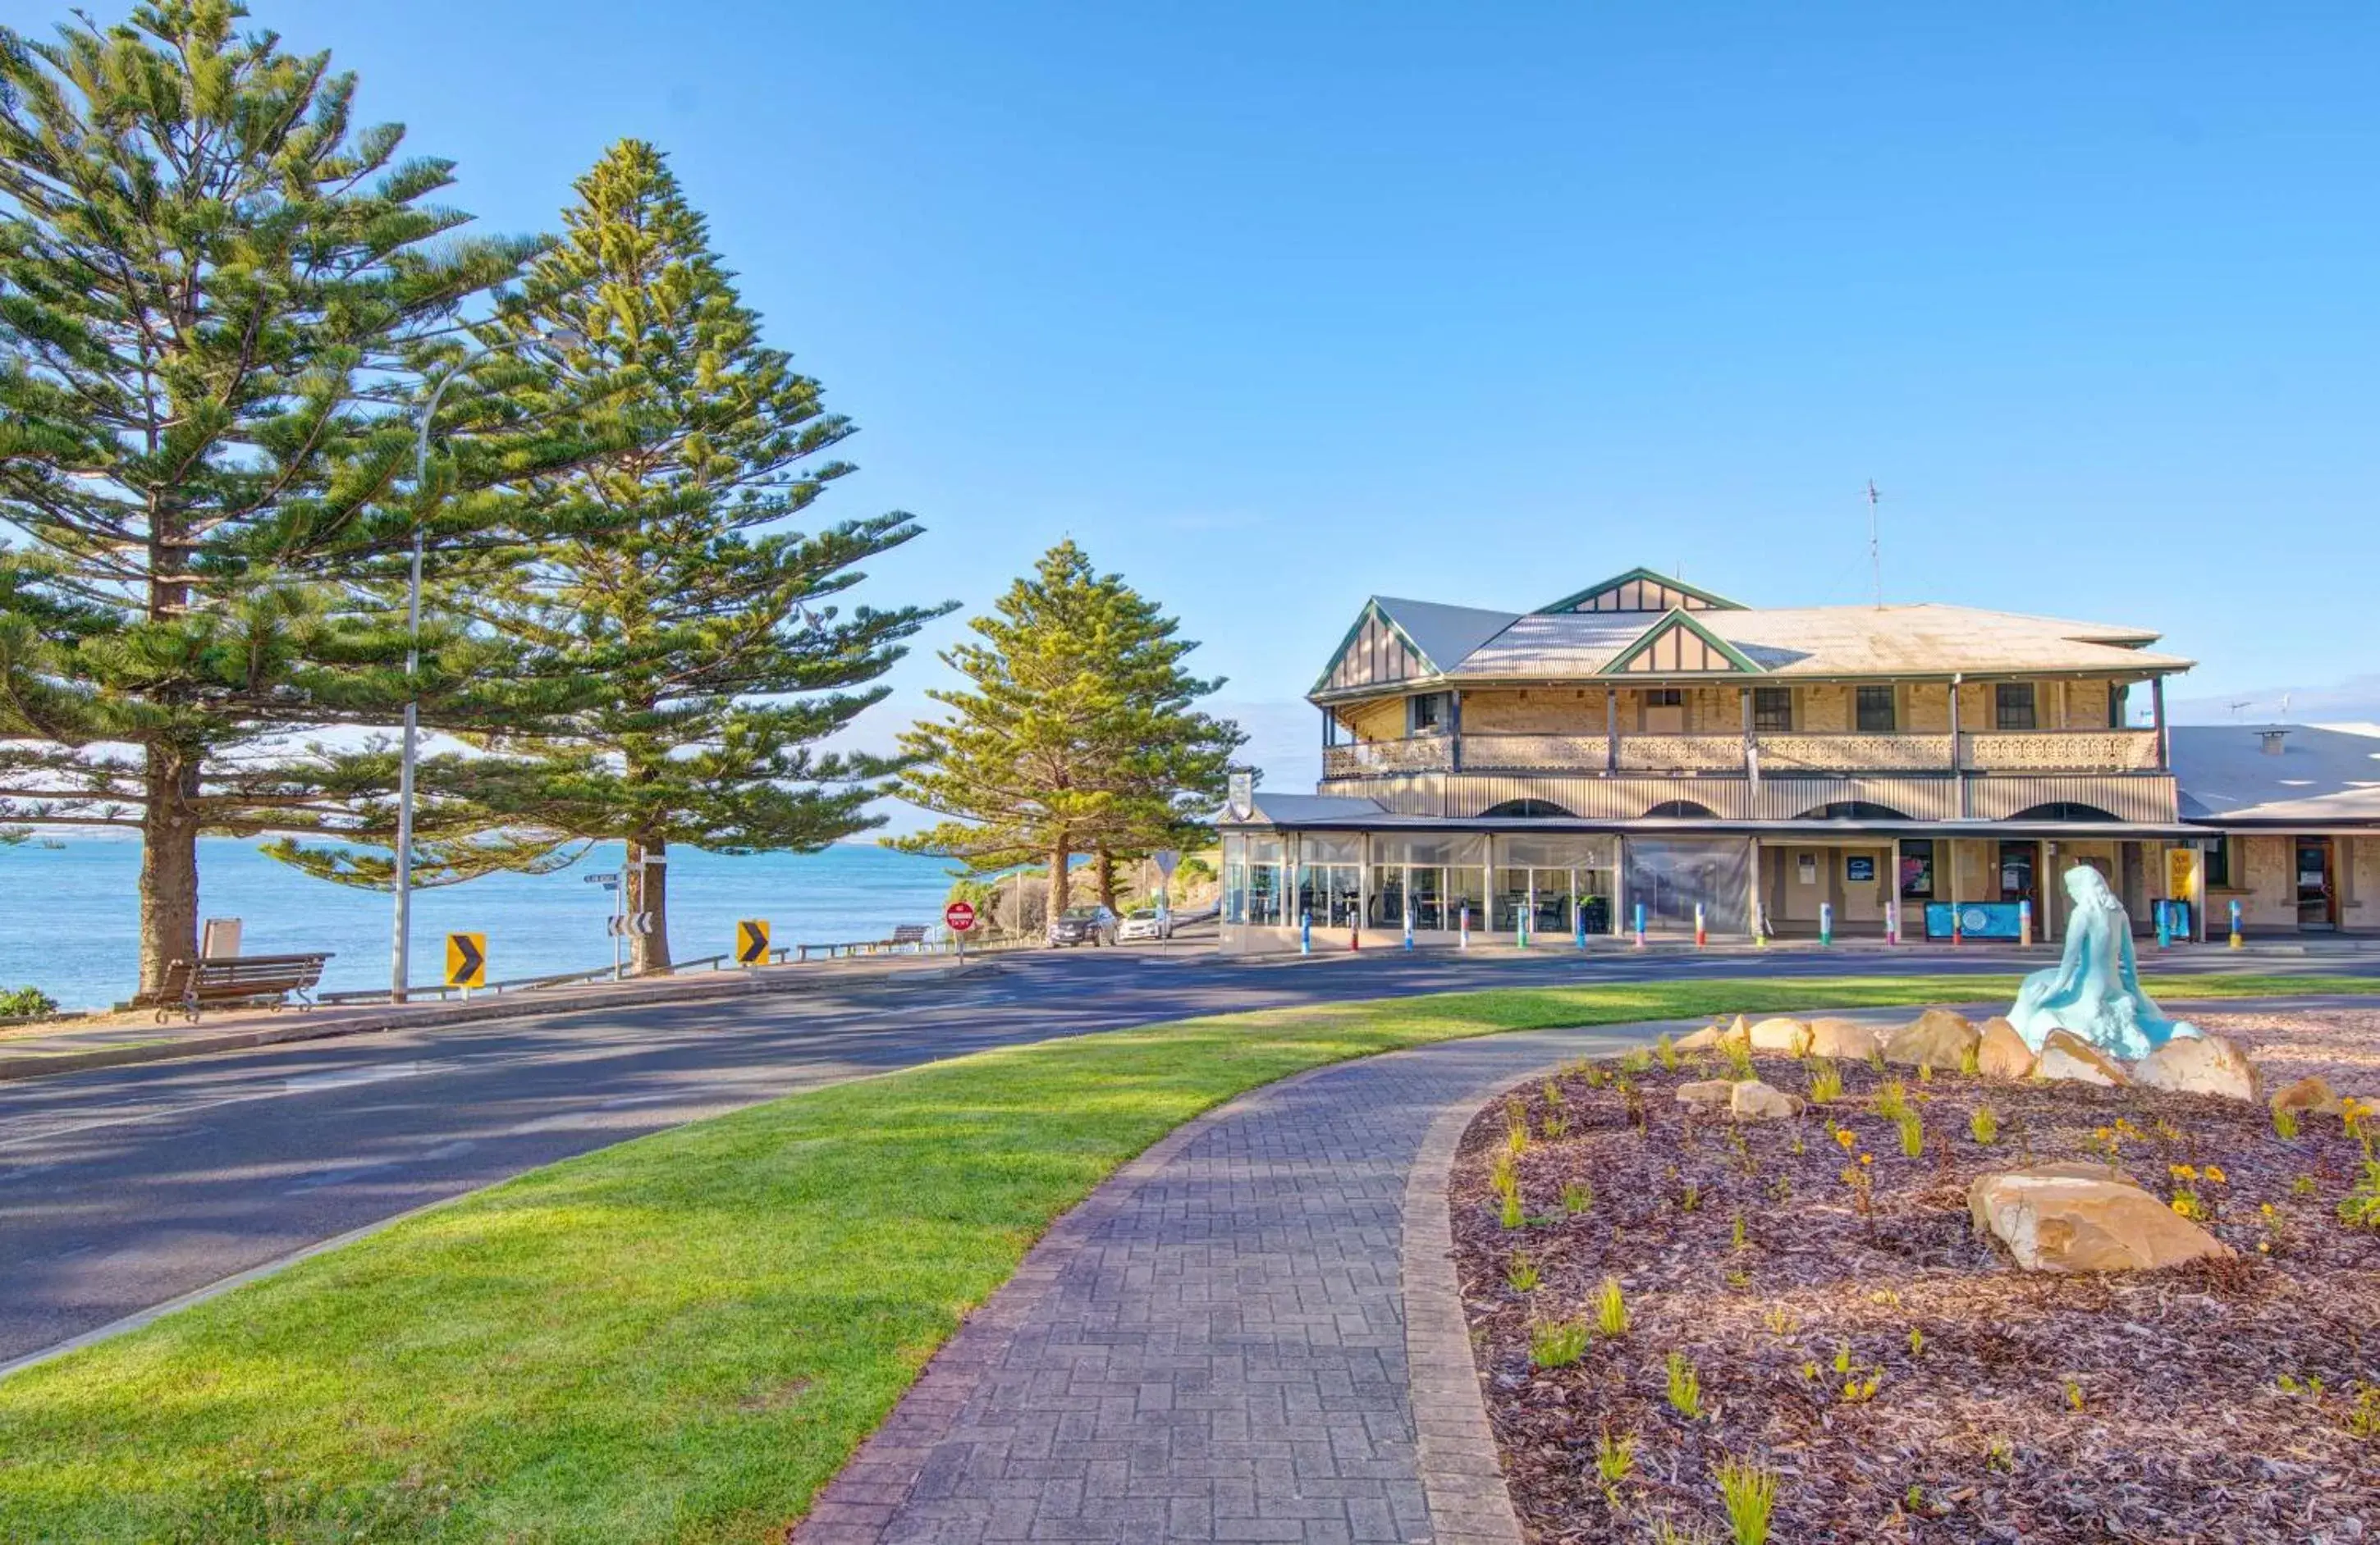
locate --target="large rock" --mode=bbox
[2035,1029,2130,1087]
[1676,1015,1751,1053]
[2271,1076,2335,1115]
[1969,1165,2231,1273]
[2131,1035,2259,1102]
[1805,1017,1885,1061]
[1729,1080,1805,1122]
[1746,1016,1812,1055]
[1676,1080,1736,1108]
[1975,1017,2037,1080]
[1884,1008,1979,1069]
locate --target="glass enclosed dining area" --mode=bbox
[1223,830,1619,945]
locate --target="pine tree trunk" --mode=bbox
[136,744,202,1004]
[1046,843,1072,939]
[1094,848,1119,912]
[627,835,673,974]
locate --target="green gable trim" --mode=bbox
[1308,598,1442,697]
[1538,566,1745,615]
[1600,608,1766,675]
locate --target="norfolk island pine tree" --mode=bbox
[269,139,954,972]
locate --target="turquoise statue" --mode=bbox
[2008,864,2199,1062]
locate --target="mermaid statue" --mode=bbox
[2007,863,2199,1061]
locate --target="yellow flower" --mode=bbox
[2258,1241,2272,1253]
[2094,1126,2112,1141]
[2204,1165,2227,1185]
[1835,1128,1857,1151]
[2169,1163,2197,1181]
[2170,1198,2190,1216]
[1860,1153,1874,1166]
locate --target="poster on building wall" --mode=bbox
[1845,855,1877,883]
[2166,847,2197,901]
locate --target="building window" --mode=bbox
[1899,839,1935,899]
[1856,684,1897,733]
[1751,686,1793,732]
[1995,683,2037,731]
[1406,691,1450,735]
[2204,836,2232,889]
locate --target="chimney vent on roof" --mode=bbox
[2259,729,2290,757]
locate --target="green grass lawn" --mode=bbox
[0,972,2367,1543]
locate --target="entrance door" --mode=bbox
[1998,841,2040,920]
[2296,838,2337,930]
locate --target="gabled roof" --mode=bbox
[1310,596,1520,694]
[2172,725,2380,826]
[1539,567,1745,615]
[1603,609,1766,675]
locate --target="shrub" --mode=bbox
[1665,1351,1703,1418]
[1897,1108,1925,1159]
[1505,1250,1540,1292]
[1970,1105,2000,1145]
[1655,1032,1679,1072]
[1563,1179,1594,1214]
[1595,1276,1629,1337]
[2340,1159,2380,1232]
[1806,1058,1842,1104]
[0,985,57,1019]
[1594,1427,1637,1488]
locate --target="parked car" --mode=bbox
[1046,905,1119,947]
[1117,907,1172,942]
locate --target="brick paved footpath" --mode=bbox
[795,1019,1701,1545]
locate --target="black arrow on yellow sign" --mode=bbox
[735,918,769,966]
[445,932,487,989]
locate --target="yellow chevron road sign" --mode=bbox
[736,918,770,966]
[445,932,487,989]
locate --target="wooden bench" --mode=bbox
[794,924,930,962]
[154,953,332,1024]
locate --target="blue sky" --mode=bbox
[173,6,2380,802]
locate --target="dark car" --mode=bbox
[1046,905,1119,947]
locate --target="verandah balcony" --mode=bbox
[1319,728,2163,781]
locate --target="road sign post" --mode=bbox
[945,899,977,961]
[1152,848,1180,951]
[736,918,770,967]
[445,932,486,996]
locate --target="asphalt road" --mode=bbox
[2,942,2371,1367]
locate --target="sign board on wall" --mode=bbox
[1796,854,1817,885]
[2166,847,2198,902]
[1845,855,1877,884]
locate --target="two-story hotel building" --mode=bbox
[1219,567,2209,951]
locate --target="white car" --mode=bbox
[1117,907,1173,942]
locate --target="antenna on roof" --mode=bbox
[1865,479,1883,608]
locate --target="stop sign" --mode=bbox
[944,900,978,933]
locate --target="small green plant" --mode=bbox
[1906,1327,1925,1358]
[1970,1104,2001,1145]
[1542,1078,1565,1108]
[1833,1341,1853,1376]
[1678,1177,1703,1213]
[1505,1251,1540,1292]
[1541,1112,1568,1141]
[2293,1173,2318,1197]
[1506,1123,1529,1158]
[1499,1188,1525,1229]
[1916,1061,1934,1084]
[1594,1426,1638,1488]
[1958,1043,1981,1077]
[2340,1158,2380,1232]
[1897,1108,1925,1159]
[1713,1456,1778,1545]
[1760,1303,1797,1337]
[1875,1077,1910,1122]
[1563,1178,1594,1214]
[1583,1061,1610,1089]
[1806,1058,1843,1104]
[1722,1039,1755,1081]
[1664,1351,1703,1419]
[1656,1031,1680,1072]
[2275,1104,2302,1140]
[1595,1275,1629,1337]
[2062,1376,2085,1412]
[1984,1435,2015,1472]
[2277,1372,2327,1398]
[0,985,59,1019]
[1621,1047,1654,1076]
[1730,1211,1748,1251]
[1652,1521,1716,1545]
[2346,1383,2380,1440]
[1529,1317,1590,1369]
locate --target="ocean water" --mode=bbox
[0,835,963,1010]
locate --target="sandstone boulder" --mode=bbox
[1675,1014,1751,1054]
[2035,1029,2130,1087]
[1676,1080,1735,1108]
[1728,1080,1805,1122]
[1969,1165,2231,1273]
[1884,1008,1979,1069]
[2270,1076,2335,1115]
[1975,1017,2037,1080]
[1746,1016,1812,1055]
[1804,1017,1884,1061]
[2131,1035,2259,1102]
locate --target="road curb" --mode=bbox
[0,959,991,1086]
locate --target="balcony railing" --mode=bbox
[1322,727,2163,780]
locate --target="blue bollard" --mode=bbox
[2156,901,2172,951]
[1300,909,1311,955]
[2228,898,2243,949]
[1403,906,1414,950]
[2019,898,2033,948]
[1459,904,1470,951]
[1632,902,1647,948]
[1819,901,1833,947]
[1573,898,1586,950]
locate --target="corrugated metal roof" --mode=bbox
[1369,597,1521,675]
[2172,725,2380,825]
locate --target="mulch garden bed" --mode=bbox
[1449,1017,2380,1543]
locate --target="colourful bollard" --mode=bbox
[1459,904,1470,951]
[2155,902,2172,951]
[2018,898,2033,948]
[2229,898,2243,948]
[1517,909,1530,949]
[1819,901,1833,947]
[1300,909,1311,956]
[1403,906,1414,950]
[1886,900,1901,945]
[1632,902,1647,948]
[1573,899,1586,950]
[1693,902,1706,948]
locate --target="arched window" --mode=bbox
[1481,798,1574,819]
[1794,800,1912,821]
[1642,799,1718,819]
[2007,802,2121,822]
